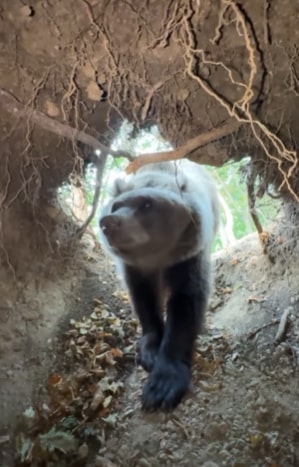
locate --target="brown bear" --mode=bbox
[99,160,220,410]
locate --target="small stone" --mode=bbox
[20,5,34,17]
[86,81,103,101]
[201,66,211,77]
[44,100,60,117]
[81,62,95,79]
[172,450,184,460]
[202,462,219,467]
[177,88,189,101]
[78,443,88,459]
[218,449,231,460]
[205,421,227,441]
[137,459,151,467]
[94,456,117,467]
[142,439,160,456]
[0,435,10,444]
[165,420,176,431]
[13,363,22,370]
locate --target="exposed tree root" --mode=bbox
[76,152,108,237]
[274,307,291,344]
[125,0,297,210]
[246,169,278,263]
[0,89,132,161]
[126,119,241,173]
[247,319,280,340]
[246,167,264,235]
[180,1,298,202]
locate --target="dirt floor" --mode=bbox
[1,231,299,467]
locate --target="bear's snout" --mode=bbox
[100,215,122,236]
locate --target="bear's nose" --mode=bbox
[100,215,121,234]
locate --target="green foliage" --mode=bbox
[211,161,252,239]
[207,161,281,251]
[59,121,281,250]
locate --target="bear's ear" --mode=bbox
[111,178,129,197]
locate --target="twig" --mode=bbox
[246,167,264,235]
[171,417,190,439]
[76,152,108,237]
[246,164,277,262]
[126,120,241,173]
[141,78,170,122]
[0,88,132,160]
[247,308,291,343]
[247,319,280,339]
[274,307,291,344]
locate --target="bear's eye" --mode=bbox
[111,202,121,213]
[140,199,153,211]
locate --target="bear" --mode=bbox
[99,159,220,410]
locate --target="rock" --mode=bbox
[218,449,231,461]
[78,443,88,459]
[44,100,60,117]
[165,420,176,431]
[20,5,34,17]
[202,462,220,467]
[136,459,151,467]
[205,421,227,441]
[94,456,118,467]
[86,81,104,101]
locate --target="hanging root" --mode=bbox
[246,164,277,262]
[0,88,132,161]
[246,168,264,236]
[126,1,298,203]
[75,152,108,237]
[180,1,298,201]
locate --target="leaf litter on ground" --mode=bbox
[14,296,138,466]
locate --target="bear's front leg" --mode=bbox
[142,256,209,410]
[124,265,164,372]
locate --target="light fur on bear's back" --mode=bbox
[114,160,196,193]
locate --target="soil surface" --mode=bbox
[1,232,299,467]
[1,0,299,204]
